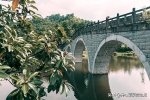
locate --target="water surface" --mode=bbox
[0,56,150,100]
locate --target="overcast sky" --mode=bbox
[0,0,150,21]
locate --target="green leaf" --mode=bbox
[29,10,35,14]
[65,82,74,90]
[8,45,13,52]
[59,84,62,94]
[64,84,69,96]
[0,4,2,11]
[17,92,24,100]
[28,72,39,80]
[56,60,63,68]
[59,84,65,94]
[63,58,66,65]
[20,0,25,4]
[39,87,47,97]
[30,5,38,10]
[62,66,67,72]
[16,79,24,85]
[6,89,20,100]
[10,75,20,81]
[50,73,57,86]
[22,84,29,96]
[29,0,36,4]
[30,79,43,85]
[23,69,27,78]
[44,67,53,72]
[60,51,64,58]
[47,85,52,93]
[58,27,67,37]
[0,25,4,32]
[28,83,38,94]
[68,64,75,71]
[24,44,32,48]
[6,15,11,23]
[0,65,11,70]
[0,71,9,79]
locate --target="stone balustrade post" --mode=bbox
[132,8,136,24]
[117,13,119,32]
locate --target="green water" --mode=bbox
[0,56,150,100]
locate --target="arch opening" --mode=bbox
[94,40,122,74]
[93,35,150,80]
[107,44,150,100]
[74,40,85,62]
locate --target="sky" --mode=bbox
[0,0,150,21]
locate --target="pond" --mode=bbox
[0,56,150,100]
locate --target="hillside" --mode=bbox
[31,13,92,37]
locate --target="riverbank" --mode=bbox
[113,51,138,58]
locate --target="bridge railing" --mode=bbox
[72,6,150,40]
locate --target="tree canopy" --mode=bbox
[31,13,92,37]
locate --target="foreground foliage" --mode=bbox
[0,0,75,99]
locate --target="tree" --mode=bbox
[0,0,75,99]
[142,8,150,23]
[42,13,92,37]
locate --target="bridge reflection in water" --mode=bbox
[0,56,150,100]
[70,56,150,100]
[72,63,113,100]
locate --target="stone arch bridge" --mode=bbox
[63,7,150,80]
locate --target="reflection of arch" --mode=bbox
[71,72,113,100]
[93,34,150,79]
[93,74,113,100]
[74,62,87,95]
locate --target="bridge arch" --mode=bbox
[74,39,85,62]
[73,38,89,64]
[93,34,150,79]
[73,38,91,76]
[73,38,93,95]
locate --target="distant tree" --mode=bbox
[35,13,92,37]
[142,8,150,23]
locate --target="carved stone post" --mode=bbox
[132,8,136,24]
[117,13,119,32]
[106,17,108,33]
